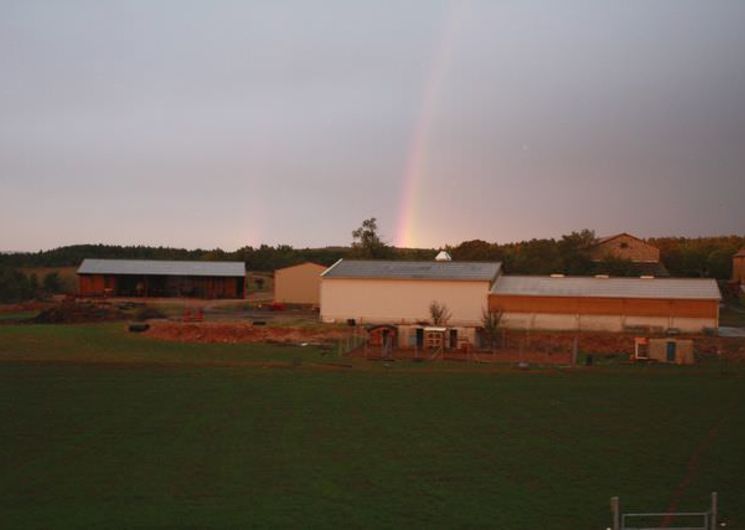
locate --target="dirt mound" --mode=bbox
[33,300,126,324]
[147,322,349,344]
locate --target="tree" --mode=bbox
[43,272,62,293]
[558,229,596,275]
[480,308,503,353]
[351,217,392,259]
[429,301,452,326]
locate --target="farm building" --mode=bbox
[77,259,245,299]
[320,259,501,327]
[273,262,326,305]
[733,248,745,284]
[489,275,720,333]
[589,233,660,263]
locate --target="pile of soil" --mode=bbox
[33,300,127,324]
[147,322,350,344]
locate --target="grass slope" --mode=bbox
[1,324,744,529]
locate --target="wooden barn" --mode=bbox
[77,259,245,299]
[489,275,720,333]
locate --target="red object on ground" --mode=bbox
[268,302,286,311]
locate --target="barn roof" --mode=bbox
[322,259,501,282]
[490,275,721,300]
[77,259,245,277]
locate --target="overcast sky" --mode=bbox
[1,0,744,251]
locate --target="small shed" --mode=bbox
[635,337,694,365]
[273,262,326,305]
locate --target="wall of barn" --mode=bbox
[490,294,718,333]
[274,263,326,305]
[320,278,491,325]
[590,234,660,262]
[733,256,745,283]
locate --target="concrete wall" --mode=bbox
[274,263,326,305]
[499,311,716,333]
[320,278,491,325]
[591,234,660,262]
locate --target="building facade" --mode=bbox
[77,259,245,299]
[273,262,326,305]
[320,260,501,326]
[590,233,661,263]
[489,275,720,333]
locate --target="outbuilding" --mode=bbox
[77,259,245,299]
[320,259,501,326]
[273,262,326,305]
[489,275,720,333]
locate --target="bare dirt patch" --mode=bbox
[146,321,350,344]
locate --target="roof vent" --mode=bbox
[550,274,565,278]
[640,275,655,279]
[594,274,609,279]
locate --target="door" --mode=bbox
[666,341,676,363]
[416,328,424,349]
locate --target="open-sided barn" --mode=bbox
[77,259,245,299]
[489,275,720,333]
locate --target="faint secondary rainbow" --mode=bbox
[394,1,464,248]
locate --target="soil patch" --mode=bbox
[147,321,349,344]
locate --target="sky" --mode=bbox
[1,0,744,252]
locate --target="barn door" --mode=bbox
[666,341,676,363]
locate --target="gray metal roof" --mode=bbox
[322,259,501,282]
[77,259,245,277]
[490,275,721,300]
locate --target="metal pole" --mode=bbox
[711,491,717,530]
[611,496,620,530]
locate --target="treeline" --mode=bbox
[0,268,63,304]
[0,244,437,272]
[446,232,745,279]
[1,232,742,285]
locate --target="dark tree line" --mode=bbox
[2,224,742,303]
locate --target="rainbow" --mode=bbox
[394,1,465,248]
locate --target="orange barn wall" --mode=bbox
[733,256,745,283]
[488,295,718,319]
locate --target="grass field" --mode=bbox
[1,323,744,529]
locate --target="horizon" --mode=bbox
[3,229,745,255]
[2,1,744,251]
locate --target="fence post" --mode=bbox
[611,496,620,530]
[711,491,717,530]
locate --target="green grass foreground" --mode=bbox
[1,324,744,529]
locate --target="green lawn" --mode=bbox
[1,324,744,529]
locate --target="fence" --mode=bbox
[611,493,718,530]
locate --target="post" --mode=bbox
[610,496,620,530]
[711,491,717,530]
[572,335,578,367]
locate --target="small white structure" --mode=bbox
[435,251,452,261]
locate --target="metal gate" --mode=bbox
[610,492,718,530]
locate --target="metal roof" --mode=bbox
[321,259,501,282]
[490,275,721,300]
[77,259,245,277]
